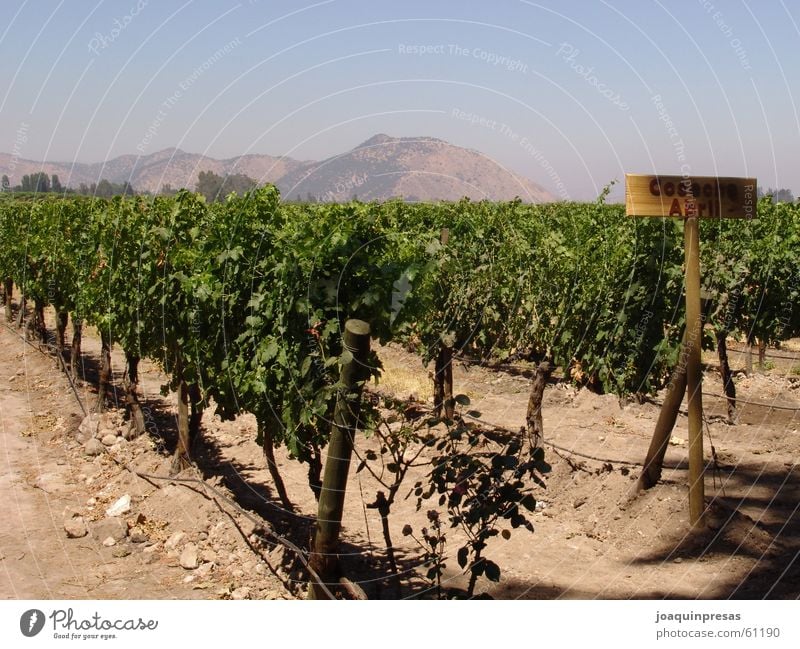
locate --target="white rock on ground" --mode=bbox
[180,544,199,570]
[105,494,131,517]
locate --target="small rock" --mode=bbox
[86,498,96,507]
[130,531,148,544]
[102,536,116,547]
[196,562,214,577]
[122,422,141,441]
[78,413,101,439]
[64,513,88,539]
[84,438,105,457]
[231,586,251,600]
[165,531,187,550]
[180,544,199,570]
[92,517,128,542]
[101,434,118,447]
[200,549,216,564]
[112,546,131,558]
[573,497,587,509]
[142,553,158,565]
[105,494,131,517]
[240,518,258,538]
[673,557,683,564]
[183,575,195,584]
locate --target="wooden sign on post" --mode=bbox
[626,174,757,219]
[626,173,756,528]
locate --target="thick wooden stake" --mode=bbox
[632,329,687,495]
[684,216,705,528]
[308,319,371,599]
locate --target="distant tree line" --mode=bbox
[2,172,64,194]
[195,170,258,202]
[758,187,796,203]
[1,172,135,197]
[1,170,265,201]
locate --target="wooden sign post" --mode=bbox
[626,174,756,527]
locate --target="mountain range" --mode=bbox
[0,134,553,202]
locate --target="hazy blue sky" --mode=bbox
[1,0,798,199]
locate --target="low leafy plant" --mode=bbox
[413,400,547,597]
[402,510,447,598]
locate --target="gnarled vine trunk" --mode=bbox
[716,330,736,423]
[3,278,12,322]
[16,293,26,329]
[260,416,293,511]
[70,317,82,381]
[124,353,146,438]
[307,441,323,501]
[525,360,553,452]
[55,310,68,355]
[27,299,46,344]
[96,329,112,412]
[433,343,454,419]
[171,353,192,473]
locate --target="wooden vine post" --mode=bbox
[626,174,756,528]
[308,319,371,599]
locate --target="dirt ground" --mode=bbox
[2,304,799,600]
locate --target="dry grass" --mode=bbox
[372,355,433,402]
